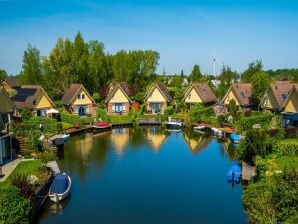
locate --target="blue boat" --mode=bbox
[49,173,72,202]
[227,165,242,184]
[230,133,241,144]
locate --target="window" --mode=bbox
[82,94,85,99]
[281,94,287,101]
[78,94,81,99]
[32,99,36,105]
[240,92,246,98]
[113,103,125,113]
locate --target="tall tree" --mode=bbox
[217,65,238,98]
[251,71,270,103]
[189,64,203,82]
[241,60,263,83]
[0,69,8,82]
[20,44,43,84]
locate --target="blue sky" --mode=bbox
[1,0,298,76]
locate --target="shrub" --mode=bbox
[274,139,298,156]
[0,186,32,224]
[38,150,57,164]
[27,116,57,134]
[92,92,100,103]
[21,107,32,122]
[189,104,214,122]
[54,100,63,109]
[11,173,35,200]
[60,112,80,125]
[55,122,63,133]
[235,114,273,132]
[176,101,187,113]
[238,129,274,164]
[164,106,174,116]
[27,130,43,152]
[134,91,145,104]
[96,108,108,121]
[228,99,237,117]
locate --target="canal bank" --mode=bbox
[38,126,247,224]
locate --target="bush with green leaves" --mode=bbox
[273,139,298,156]
[242,169,298,224]
[134,91,145,104]
[21,107,32,122]
[60,112,80,125]
[38,150,57,164]
[0,186,32,224]
[164,106,174,116]
[235,114,273,132]
[27,130,43,152]
[189,104,214,122]
[96,108,108,121]
[228,99,237,117]
[27,116,57,134]
[238,129,274,164]
[11,173,35,200]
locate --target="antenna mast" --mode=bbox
[213,50,216,77]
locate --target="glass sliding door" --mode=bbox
[0,136,12,165]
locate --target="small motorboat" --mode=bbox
[61,134,70,141]
[230,133,241,144]
[92,121,112,130]
[194,125,205,131]
[211,127,223,138]
[164,117,183,130]
[227,165,242,184]
[49,173,72,203]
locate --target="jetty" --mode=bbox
[242,161,256,181]
[46,161,61,174]
[111,122,134,128]
[137,118,161,126]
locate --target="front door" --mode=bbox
[78,106,86,116]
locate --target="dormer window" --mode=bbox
[33,99,36,105]
[82,94,85,99]
[78,94,81,99]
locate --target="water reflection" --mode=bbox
[110,128,130,154]
[146,127,168,151]
[183,129,212,154]
[222,142,238,161]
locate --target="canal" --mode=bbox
[38,127,247,224]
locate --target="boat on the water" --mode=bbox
[230,133,241,144]
[61,134,70,141]
[49,173,72,203]
[164,117,183,130]
[92,121,112,130]
[211,127,223,138]
[227,165,242,184]
[194,125,205,131]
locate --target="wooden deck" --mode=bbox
[111,122,134,128]
[138,118,161,126]
[242,161,256,181]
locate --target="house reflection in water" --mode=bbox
[183,130,212,154]
[74,133,94,165]
[222,142,238,161]
[110,128,130,154]
[146,127,168,151]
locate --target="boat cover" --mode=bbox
[227,165,242,182]
[51,174,69,194]
[230,133,241,141]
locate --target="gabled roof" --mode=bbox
[13,85,54,109]
[62,84,95,105]
[105,82,132,103]
[0,86,15,113]
[3,77,20,88]
[223,83,253,106]
[281,84,298,110]
[182,82,216,103]
[269,81,293,108]
[144,82,172,102]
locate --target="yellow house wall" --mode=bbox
[71,89,93,105]
[185,87,202,103]
[285,92,298,113]
[261,95,274,109]
[147,88,166,102]
[35,91,53,109]
[223,90,240,106]
[109,88,129,103]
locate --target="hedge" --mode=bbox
[235,114,273,132]
[274,139,298,156]
[26,117,57,133]
[60,112,94,127]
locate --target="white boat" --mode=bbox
[49,173,71,203]
[194,126,205,131]
[211,127,223,137]
[61,134,70,141]
[164,117,183,130]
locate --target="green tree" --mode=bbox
[170,75,182,88]
[0,68,8,81]
[19,44,43,85]
[189,64,203,82]
[217,65,238,98]
[252,71,270,103]
[21,107,32,121]
[241,60,263,83]
[228,99,237,117]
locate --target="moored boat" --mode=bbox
[230,133,241,144]
[164,117,183,130]
[227,165,242,184]
[92,121,112,130]
[193,125,205,131]
[49,173,72,203]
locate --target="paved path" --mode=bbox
[46,161,60,174]
[0,158,34,182]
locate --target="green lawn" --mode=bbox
[0,160,43,188]
[107,115,134,123]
